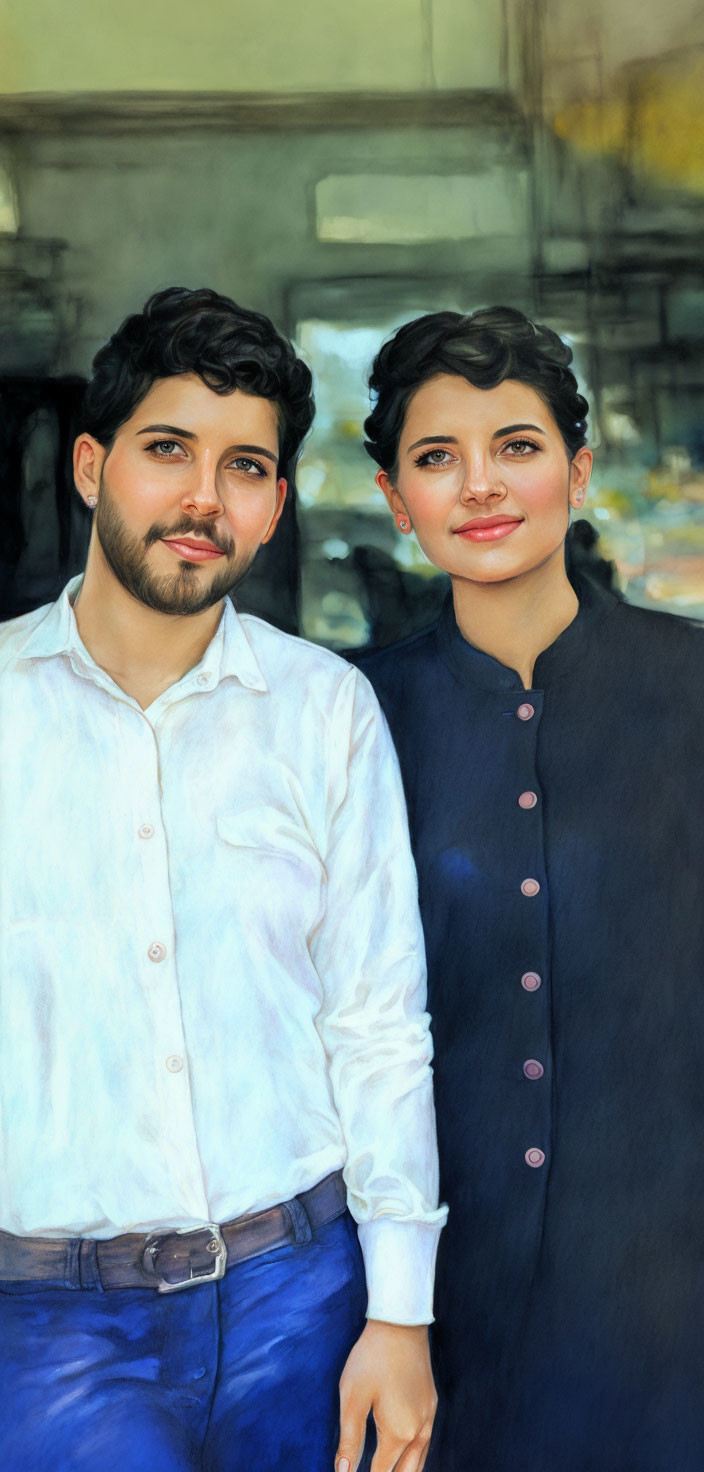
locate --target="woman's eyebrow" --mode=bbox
[407,435,459,453]
[492,423,546,438]
[137,423,198,439]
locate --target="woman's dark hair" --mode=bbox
[364,305,588,475]
[81,287,315,480]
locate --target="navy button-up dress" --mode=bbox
[356,577,704,1472]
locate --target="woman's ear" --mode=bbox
[376,468,405,518]
[569,447,593,510]
[376,470,413,534]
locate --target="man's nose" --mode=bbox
[181,460,223,516]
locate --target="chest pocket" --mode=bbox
[216,808,325,875]
[215,808,326,939]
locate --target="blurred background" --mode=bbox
[1,0,704,645]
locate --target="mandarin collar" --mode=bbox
[435,575,620,694]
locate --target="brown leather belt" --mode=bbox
[0,1170,347,1293]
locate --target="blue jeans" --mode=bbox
[0,1212,369,1471]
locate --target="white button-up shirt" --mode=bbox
[0,579,446,1323]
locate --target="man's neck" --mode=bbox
[73,546,223,710]
[451,549,579,690]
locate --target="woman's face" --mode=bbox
[376,374,592,585]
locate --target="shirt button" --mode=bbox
[196,673,210,687]
[521,878,541,897]
[148,942,167,963]
[517,703,535,721]
[523,1059,545,1080]
[521,971,542,991]
[166,1054,184,1073]
[525,1148,546,1168]
[518,791,538,809]
[138,823,155,840]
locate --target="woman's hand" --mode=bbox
[335,1319,437,1472]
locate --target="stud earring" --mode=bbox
[397,517,410,533]
[86,495,97,508]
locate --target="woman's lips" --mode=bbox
[454,517,523,543]
[161,538,224,562]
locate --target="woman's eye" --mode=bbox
[146,440,184,458]
[502,438,539,456]
[229,457,266,476]
[415,448,454,467]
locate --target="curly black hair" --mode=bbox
[81,287,315,481]
[364,306,588,475]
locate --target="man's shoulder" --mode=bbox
[0,601,56,675]
[236,611,362,695]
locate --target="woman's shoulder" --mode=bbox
[348,621,442,700]
[611,596,704,655]
[603,597,704,703]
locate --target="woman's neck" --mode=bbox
[451,548,578,690]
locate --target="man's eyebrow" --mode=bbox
[491,423,546,438]
[137,427,278,464]
[407,435,459,453]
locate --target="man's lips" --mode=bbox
[161,537,225,562]
[453,515,524,543]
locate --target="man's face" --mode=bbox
[78,374,287,616]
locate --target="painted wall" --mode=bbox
[0,0,505,94]
[8,120,530,374]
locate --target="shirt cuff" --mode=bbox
[357,1218,445,1325]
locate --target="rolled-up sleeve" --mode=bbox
[311,667,447,1325]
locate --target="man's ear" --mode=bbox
[261,478,288,545]
[74,434,106,509]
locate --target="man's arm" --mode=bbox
[311,667,447,1470]
[336,1321,436,1472]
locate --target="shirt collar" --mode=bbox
[436,573,620,694]
[16,577,269,695]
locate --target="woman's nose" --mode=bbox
[460,466,506,504]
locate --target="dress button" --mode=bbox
[138,823,155,840]
[521,971,542,991]
[518,791,538,809]
[196,673,210,687]
[525,1148,546,1168]
[517,703,535,721]
[166,1054,184,1073]
[523,1059,545,1080]
[521,878,541,897]
[148,942,167,963]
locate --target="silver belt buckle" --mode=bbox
[143,1223,227,1293]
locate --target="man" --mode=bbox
[0,287,445,1472]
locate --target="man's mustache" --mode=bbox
[143,517,235,556]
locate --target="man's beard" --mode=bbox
[94,476,257,615]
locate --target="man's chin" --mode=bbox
[129,557,252,616]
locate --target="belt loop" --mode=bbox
[78,1238,104,1292]
[63,1238,82,1290]
[282,1195,313,1245]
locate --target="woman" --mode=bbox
[355,308,704,1472]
